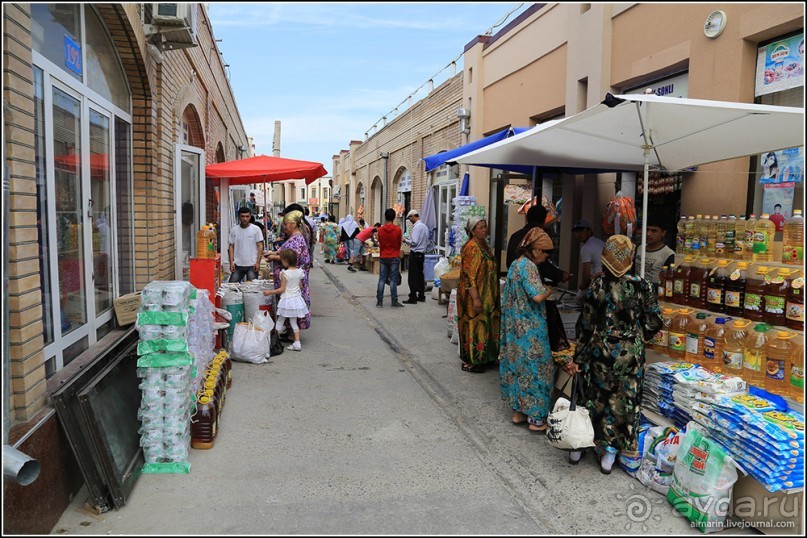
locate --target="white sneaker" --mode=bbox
[600,452,616,474]
[286,342,301,352]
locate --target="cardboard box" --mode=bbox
[731,474,803,535]
[114,292,141,326]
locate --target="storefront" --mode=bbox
[430,164,458,256]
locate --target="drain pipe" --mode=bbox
[3,101,41,485]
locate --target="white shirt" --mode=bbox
[228,223,263,266]
[407,220,430,253]
[580,236,605,277]
[280,268,304,300]
[635,244,675,285]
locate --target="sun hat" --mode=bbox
[601,234,635,277]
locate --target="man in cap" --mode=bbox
[572,219,605,293]
[402,209,429,304]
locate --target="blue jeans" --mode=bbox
[229,265,258,283]
[376,258,400,304]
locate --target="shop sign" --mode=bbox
[397,169,412,192]
[503,184,532,205]
[626,72,688,98]
[755,34,804,97]
[759,147,803,184]
[308,197,318,206]
[64,35,82,75]
[762,183,795,224]
[434,164,450,183]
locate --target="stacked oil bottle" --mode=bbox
[191,349,233,450]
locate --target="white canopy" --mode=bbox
[455,93,805,276]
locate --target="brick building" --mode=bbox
[3,3,249,532]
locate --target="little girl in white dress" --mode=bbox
[263,249,309,351]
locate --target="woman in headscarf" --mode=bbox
[264,211,312,332]
[340,214,360,272]
[499,227,555,432]
[323,214,339,263]
[457,216,500,373]
[568,235,663,473]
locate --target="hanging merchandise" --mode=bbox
[602,191,637,236]
[393,202,406,218]
[636,173,684,195]
[450,196,486,257]
[517,195,559,225]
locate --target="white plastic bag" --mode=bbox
[433,257,450,280]
[252,310,274,334]
[231,322,269,364]
[547,375,595,450]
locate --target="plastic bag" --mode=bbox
[602,191,637,235]
[547,374,595,450]
[668,423,740,533]
[433,257,450,280]
[231,322,269,364]
[252,310,274,334]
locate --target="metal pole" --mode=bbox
[640,147,650,279]
[531,167,537,200]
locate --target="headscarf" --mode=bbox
[465,216,485,236]
[516,227,553,258]
[601,234,635,277]
[341,214,359,237]
[283,210,303,229]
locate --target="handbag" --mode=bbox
[547,373,595,450]
[545,299,570,353]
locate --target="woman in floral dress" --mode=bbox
[323,214,339,263]
[457,217,500,373]
[264,211,312,332]
[499,227,555,432]
[568,234,663,473]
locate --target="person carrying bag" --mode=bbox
[547,373,595,453]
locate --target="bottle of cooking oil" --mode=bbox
[665,263,676,302]
[703,317,728,373]
[191,395,217,450]
[789,336,804,403]
[724,214,737,260]
[782,209,804,265]
[196,224,217,259]
[743,266,769,322]
[673,258,693,305]
[753,214,776,262]
[722,319,750,378]
[743,214,758,261]
[764,268,791,328]
[668,309,693,360]
[765,331,794,397]
[676,216,687,255]
[702,215,714,254]
[715,215,729,258]
[733,215,747,259]
[692,214,704,256]
[743,324,770,388]
[652,307,676,355]
[785,273,804,331]
[685,313,711,363]
[688,257,713,309]
[685,216,697,255]
[706,259,730,313]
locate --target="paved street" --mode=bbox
[51,255,745,535]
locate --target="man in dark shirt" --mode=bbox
[506,204,570,285]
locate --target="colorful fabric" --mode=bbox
[601,234,635,277]
[573,274,663,454]
[272,232,311,330]
[457,239,500,367]
[323,223,339,261]
[517,227,553,254]
[499,257,554,422]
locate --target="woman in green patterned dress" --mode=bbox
[457,217,500,373]
[323,214,339,263]
[569,234,663,473]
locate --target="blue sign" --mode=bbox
[64,35,82,75]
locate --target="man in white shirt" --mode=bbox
[572,219,605,292]
[633,215,675,287]
[402,209,430,304]
[228,206,264,283]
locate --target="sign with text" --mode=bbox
[755,34,804,97]
[626,72,688,98]
[64,35,82,75]
[759,147,803,184]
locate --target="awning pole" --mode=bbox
[531,167,537,200]
[640,148,649,279]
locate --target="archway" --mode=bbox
[181,104,204,148]
[355,181,365,221]
[392,166,412,229]
[215,142,225,163]
[371,176,383,225]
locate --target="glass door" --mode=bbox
[435,181,458,255]
[175,145,205,280]
[88,105,113,318]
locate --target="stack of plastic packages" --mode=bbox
[135,281,197,474]
[447,289,459,344]
[450,196,485,256]
[697,393,804,492]
[670,368,746,428]
[643,362,697,423]
[188,289,216,394]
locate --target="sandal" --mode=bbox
[528,423,547,433]
[511,412,528,426]
[461,362,486,373]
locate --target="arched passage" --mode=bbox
[392,166,412,227]
[355,181,365,220]
[181,104,205,148]
[371,176,383,225]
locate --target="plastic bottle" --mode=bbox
[664,263,676,302]
[204,377,224,418]
[668,309,693,360]
[657,265,668,303]
[706,259,730,313]
[673,257,693,305]
[789,336,804,403]
[216,351,233,389]
[688,257,713,309]
[764,269,790,327]
[715,215,729,258]
[191,395,217,449]
[782,209,804,265]
[724,214,737,260]
[676,216,687,255]
[692,215,703,256]
[652,307,676,355]
[196,224,217,259]
[722,319,750,379]
[733,215,746,260]
[703,317,728,373]
[702,215,714,254]
[724,262,749,318]
[686,313,710,364]
[685,216,697,255]
[753,214,776,262]
[785,274,804,331]
[743,324,770,388]
[743,266,769,322]
[765,331,794,397]
[743,214,757,261]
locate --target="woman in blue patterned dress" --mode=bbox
[499,227,555,432]
[264,211,312,332]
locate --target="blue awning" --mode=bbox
[423,127,530,172]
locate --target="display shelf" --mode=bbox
[656,300,804,336]
[673,253,803,273]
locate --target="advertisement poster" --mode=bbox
[762,183,794,232]
[759,146,804,184]
[755,34,804,96]
[503,184,532,205]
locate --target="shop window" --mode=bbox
[31,3,82,82]
[115,116,134,296]
[63,336,89,367]
[85,6,131,112]
[34,66,54,346]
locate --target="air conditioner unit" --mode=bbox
[153,3,190,25]
[148,3,197,49]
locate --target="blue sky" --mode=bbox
[207,2,528,174]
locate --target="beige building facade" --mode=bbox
[462,2,804,281]
[3,3,249,532]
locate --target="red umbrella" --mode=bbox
[205,154,327,185]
